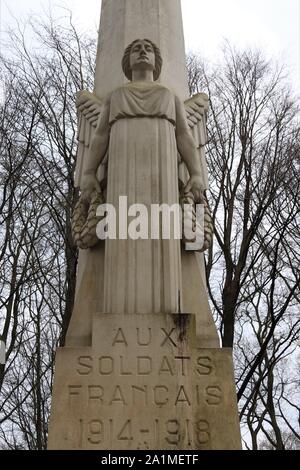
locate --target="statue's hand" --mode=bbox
[184,175,204,203]
[81,172,101,202]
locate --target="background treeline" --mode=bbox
[0,14,299,449]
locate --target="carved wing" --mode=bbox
[179,93,213,252]
[179,93,209,191]
[74,90,103,188]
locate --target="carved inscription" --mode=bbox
[68,384,219,407]
[76,418,211,449]
[65,323,225,449]
[196,356,214,375]
[205,386,222,405]
[110,327,180,349]
[76,355,196,376]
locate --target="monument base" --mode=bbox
[48,314,241,450]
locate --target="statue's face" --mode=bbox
[130,40,155,74]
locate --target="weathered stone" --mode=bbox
[48,314,241,450]
[68,33,220,349]
[70,1,217,353]
[94,0,189,100]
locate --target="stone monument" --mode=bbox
[47,0,242,450]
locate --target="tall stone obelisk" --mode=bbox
[48,0,242,450]
[69,0,219,349]
[94,0,189,100]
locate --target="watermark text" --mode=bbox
[95,196,205,250]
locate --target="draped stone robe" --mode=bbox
[103,82,182,315]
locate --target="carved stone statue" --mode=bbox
[71,39,213,319]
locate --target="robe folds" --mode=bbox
[103,82,182,314]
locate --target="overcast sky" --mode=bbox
[1,0,300,89]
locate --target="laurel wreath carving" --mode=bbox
[72,190,105,250]
[180,192,214,252]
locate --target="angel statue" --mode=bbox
[68,39,213,346]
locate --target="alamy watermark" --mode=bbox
[95,196,205,250]
[0,340,5,365]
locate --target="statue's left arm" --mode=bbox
[175,95,204,202]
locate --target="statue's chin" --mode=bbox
[132,62,153,71]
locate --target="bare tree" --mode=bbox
[187,44,300,449]
[0,12,96,448]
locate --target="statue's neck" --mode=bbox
[131,69,154,82]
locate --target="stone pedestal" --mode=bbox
[48,314,241,450]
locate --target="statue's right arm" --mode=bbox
[85,96,111,173]
[81,96,111,197]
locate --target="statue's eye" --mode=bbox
[132,44,142,52]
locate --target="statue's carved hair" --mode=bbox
[122,39,163,81]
